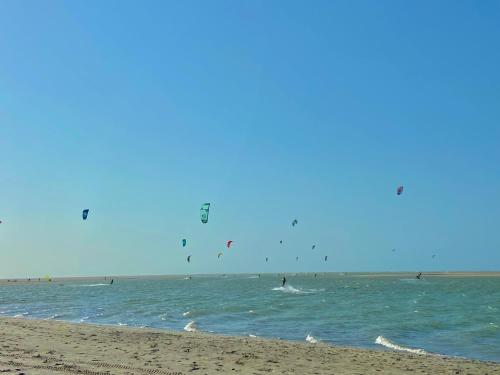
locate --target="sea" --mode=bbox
[0,273,499,362]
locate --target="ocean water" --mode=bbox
[0,274,499,362]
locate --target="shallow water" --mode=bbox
[0,274,499,362]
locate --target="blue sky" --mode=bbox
[1,0,499,278]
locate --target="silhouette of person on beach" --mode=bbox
[282,277,286,287]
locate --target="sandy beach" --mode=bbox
[0,318,498,375]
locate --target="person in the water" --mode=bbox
[416,272,422,280]
[282,276,286,287]
[110,279,114,285]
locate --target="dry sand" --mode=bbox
[0,318,498,374]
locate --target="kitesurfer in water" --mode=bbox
[282,276,287,287]
[416,272,422,280]
[110,279,114,285]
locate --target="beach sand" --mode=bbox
[0,318,499,374]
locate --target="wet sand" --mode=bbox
[0,317,499,374]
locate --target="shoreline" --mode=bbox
[0,317,499,374]
[2,271,500,284]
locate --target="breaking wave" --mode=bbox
[76,283,109,287]
[184,321,197,332]
[272,285,324,294]
[375,336,427,355]
[306,334,318,343]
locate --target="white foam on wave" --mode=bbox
[182,311,191,317]
[272,285,323,294]
[184,321,197,332]
[249,334,257,338]
[46,314,62,320]
[77,283,109,287]
[272,285,303,294]
[248,276,259,279]
[158,313,168,321]
[14,312,29,318]
[306,334,318,344]
[375,336,427,355]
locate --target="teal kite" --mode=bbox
[200,203,210,224]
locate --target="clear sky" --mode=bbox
[1,1,499,278]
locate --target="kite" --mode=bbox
[292,219,298,227]
[182,239,187,247]
[82,209,89,220]
[397,186,404,195]
[200,203,210,224]
[227,240,233,249]
[312,245,316,250]
[218,252,223,259]
[187,255,191,263]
